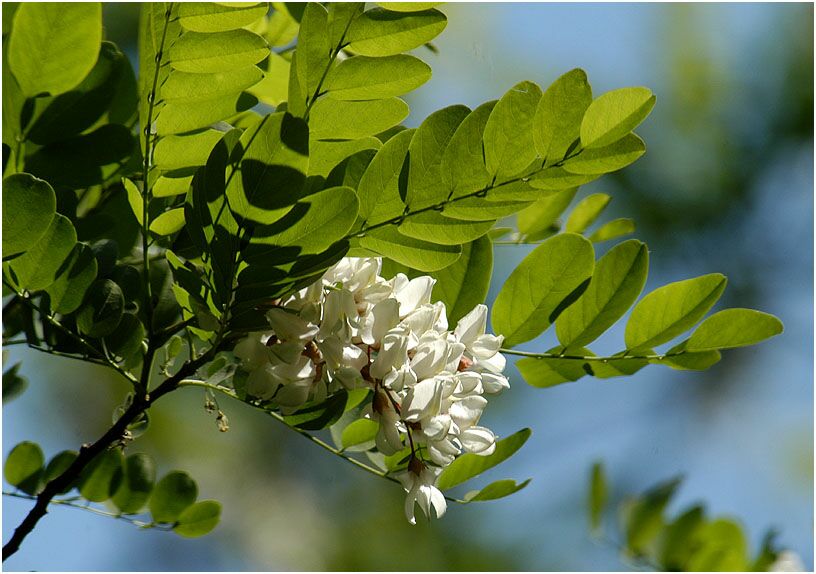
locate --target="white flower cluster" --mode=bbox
[233,257,509,524]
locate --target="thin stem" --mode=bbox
[176,380,467,504]
[499,348,685,362]
[2,492,169,531]
[141,3,174,341]
[2,339,28,346]
[303,18,356,122]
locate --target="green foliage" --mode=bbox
[3,443,220,537]
[2,173,56,257]
[346,8,447,56]
[149,471,198,523]
[687,309,784,351]
[588,465,789,571]
[4,441,44,495]
[463,478,531,503]
[580,87,655,149]
[2,361,28,403]
[625,274,727,351]
[436,428,531,490]
[492,233,595,347]
[324,55,432,100]
[8,3,102,97]
[534,68,592,163]
[588,461,607,533]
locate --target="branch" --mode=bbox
[2,349,214,561]
[176,380,468,504]
[2,491,171,531]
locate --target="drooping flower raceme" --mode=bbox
[233,257,509,524]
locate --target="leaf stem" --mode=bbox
[499,348,685,362]
[2,491,169,531]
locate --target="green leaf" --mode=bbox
[659,505,706,570]
[44,450,79,495]
[377,2,442,12]
[625,274,727,351]
[589,461,607,533]
[327,3,364,48]
[2,173,56,257]
[432,235,493,325]
[178,2,268,33]
[528,166,599,191]
[564,193,611,234]
[111,453,156,514]
[174,500,222,537]
[78,449,123,502]
[23,124,135,189]
[406,104,469,209]
[150,208,186,236]
[26,42,127,145]
[310,98,409,140]
[436,428,531,490]
[76,279,125,338]
[442,197,531,222]
[556,239,649,349]
[2,363,28,403]
[45,243,99,315]
[266,4,299,46]
[283,390,349,430]
[169,30,268,73]
[341,418,379,449]
[324,54,431,100]
[534,68,593,163]
[248,52,290,106]
[516,352,588,388]
[8,214,76,292]
[250,186,359,253]
[483,80,543,179]
[580,87,656,149]
[155,91,258,135]
[357,128,413,227]
[398,212,493,246]
[686,308,784,351]
[226,112,309,225]
[685,519,749,571]
[123,177,143,225]
[347,8,446,56]
[562,133,645,175]
[8,3,102,97]
[516,187,577,239]
[162,67,264,102]
[486,180,549,203]
[150,471,199,523]
[464,478,531,502]
[492,233,595,346]
[656,340,722,371]
[154,174,194,198]
[623,476,681,556]
[308,137,381,177]
[358,226,461,272]
[588,218,635,243]
[153,129,224,172]
[295,2,329,106]
[104,313,145,362]
[4,441,44,495]
[441,101,496,198]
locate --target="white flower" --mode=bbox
[320,289,358,339]
[360,298,400,345]
[393,275,435,317]
[234,333,271,370]
[770,551,805,572]
[266,308,319,343]
[402,378,443,422]
[459,426,496,455]
[454,304,504,360]
[480,371,510,394]
[370,329,409,379]
[398,466,446,525]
